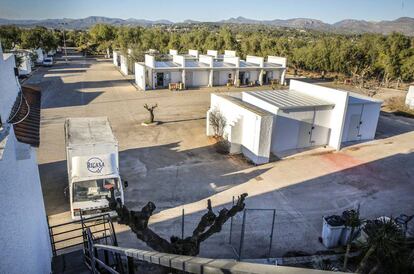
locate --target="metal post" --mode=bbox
[63,28,68,62]
[181,208,185,239]
[268,209,276,258]
[229,196,235,244]
[238,209,247,261]
[87,230,96,273]
[127,256,135,274]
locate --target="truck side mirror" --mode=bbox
[123,181,128,188]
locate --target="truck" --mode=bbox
[64,117,127,220]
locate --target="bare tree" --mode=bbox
[209,108,226,138]
[107,191,248,256]
[144,103,158,124]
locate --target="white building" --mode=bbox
[406,86,414,110]
[131,49,287,90]
[0,45,52,273]
[35,48,44,63]
[113,49,134,76]
[207,80,382,164]
[11,49,33,76]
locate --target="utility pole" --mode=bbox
[60,22,68,62]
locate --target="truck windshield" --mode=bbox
[73,178,119,202]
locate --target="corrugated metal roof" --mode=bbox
[245,89,334,110]
[8,85,42,147]
[215,94,272,116]
[66,117,116,146]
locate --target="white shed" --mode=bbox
[242,90,334,156]
[207,80,382,163]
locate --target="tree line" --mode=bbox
[1,24,413,83]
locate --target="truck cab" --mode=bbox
[65,117,125,220]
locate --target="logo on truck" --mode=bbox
[87,157,105,173]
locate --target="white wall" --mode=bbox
[406,86,414,109]
[134,63,146,90]
[188,49,199,57]
[267,56,287,67]
[289,80,348,150]
[19,55,32,75]
[243,91,332,154]
[170,71,182,83]
[342,103,381,142]
[191,70,209,87]
[145,54,155,68]
[0,53,17,120]
[173,55,185,67]
[120,54,128,75]
[223,56,240,66]
[169,49,178,56]
[216,70,234,86]
[207,50,218,58]
[224,50,237,57]
[199,55,213,67]
[246,55,264,67]
[0,49,52,274]
[35,48,44,63]
[208,94,273,164]
[113,51,118,66]
[0,135,52,274]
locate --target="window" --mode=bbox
[73,178,120,202]
[228,73,232,79]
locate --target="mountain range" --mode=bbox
[0,16,413,36]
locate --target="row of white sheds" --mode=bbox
[207,80,382,164]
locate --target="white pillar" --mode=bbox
[281,68,287,85]
[181,69,186,88]
[259,69,264,85]
[208,69,214,87]
[234,69,239,86]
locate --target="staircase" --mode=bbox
[48,213,120,273]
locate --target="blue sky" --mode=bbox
[0,0,413,23]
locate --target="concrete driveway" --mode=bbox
[30,55,414,259]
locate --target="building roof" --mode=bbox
[215,94,272,116]
[213,61,235,68]
[348,92,383,105]
[65,117,116,146]
[8,85,42,147]
[244,89,335,110]
[154,61,180,68]
[185,60,210,68]
[264,62,284,68]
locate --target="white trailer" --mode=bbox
[64,117,126,220]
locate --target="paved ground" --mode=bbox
[30,53,414,259]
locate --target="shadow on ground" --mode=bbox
[114,151,414,260]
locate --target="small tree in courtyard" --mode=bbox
[209,108,226,138]
[209,108,229,154]
[143,103,158,124]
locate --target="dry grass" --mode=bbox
[385,96,414,118]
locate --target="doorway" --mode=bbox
[344,104,364,142]
[156,73,164,87]
[239,72,245,85]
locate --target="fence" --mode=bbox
[228,207,276,260]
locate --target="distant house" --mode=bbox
[115,49,287,90]
[11,49,33,76]
[207,80,382,164]
[35,48,44,63]
[113,49,134,76]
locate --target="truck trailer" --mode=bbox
[64,117,126,220]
